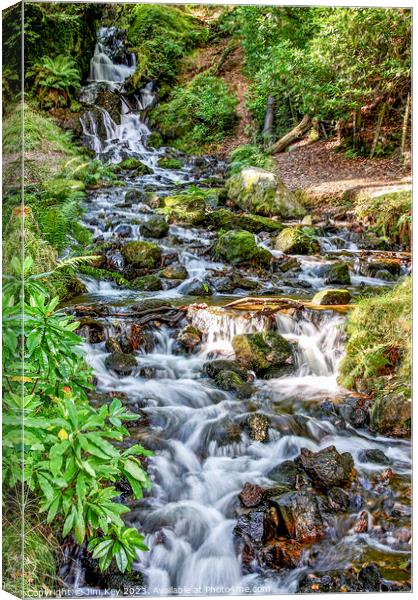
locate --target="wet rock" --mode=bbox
[211,276,235,293]
[157,157,182,169]
[275,227,319,254]
[272,256,300,273]
[239,482,266,508]
[369,392,411,437]
[270,491,325,543]
[261,539,302,570]
[234,509,267,545]
[360,259,401,278]
[267,460,302,491]
[213,420,242,447]
[76,319,105,344]
[232,273,260,291]
[358,448,390,465]
[358,564,382,591]
[297,445,355,488]
[140,215,169,238]
[247,413,270,442]
[213,230,272,267]
[143,192,163,209]
[104,352,137,376]
[160,265,188,280]
[232,331,293,375]
[204,359,251,381]
[121,240,162,269]
[128,275,163,291]
[124,189,143,203]
[114,224,132,237]
[184,278,213,296]
[322,261,351,285]
[354,510,369,533]
[312,289,351,305]
[226,167,305,218]
[116,157,153,174]
[177,325,202,351]
[131,299,172,314]
[214,371,253,398]
[105,337,123,353]
[208,208,282,234]
[159,193,206,225]
[327,487,350,512]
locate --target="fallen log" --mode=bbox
[267,115,312,154]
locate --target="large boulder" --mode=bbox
[116,158,153,174]
[275,227,319,254]
[204,359,251,381]
[160,265,188,280]
[208,208,282,234]
[232,332,293,375]
[226,167,305,218]
[213,230,271,267]
[297,446,355,488]
[322,262,351,285]
[140,215,169,238]
[369,392,411,437]
[128,275,162,291]
[121,241,161,269]
[158,194,206,225]
[312,289,351,306]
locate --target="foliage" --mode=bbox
[125,4,206,89]
[228,144,274,175]
[354,189,411,248]
[151,73,237,152]
[2,258,153,575]
[338,277,411,395]
[28,55,81,109]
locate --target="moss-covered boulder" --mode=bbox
[121,241,162,269]
[370,392,411,437]
[105,352,137,376]
[128,275,162,291]
[140,215,169,238]
[232,332,293,375]
[226,167,305,218]
[312,289,351,305]
[275,227,319,254]
[208,208,282,234]
[157,157,183,169]
[177,325,202,351]
[124,189,143,204]
[158,193,206,225]
[117,158,153,174]
[323,262,351,285]
[160,265,188,280]
[213,230,272,267]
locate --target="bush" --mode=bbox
[229,144,274,175]
[28,55,81,109]
[151,73,237,152]
[338,277,411,395]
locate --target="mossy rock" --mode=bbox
[121,241,162,268]
[226,167,305,218]
[275,227,319,254]
[157,157,183,169]
[370,392,411,437]
[312,289,351,305]
[128,275,163,291]
[160,265,188,280]
[104,352,137,376]
[208,208,283,234]
[140,215,169,238]
[213,230,272,267]
[148,132,164,148]
[44,178,85,200]
[158,193,206,225]
[232,331,293,375]
[214,370,253,398]
[124,189,143,203]
[204,359,250,381]
[117,158,153,174]
[323,262,351,285]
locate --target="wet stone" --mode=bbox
[76,319,106,344]
[297,445,355,488]
[204,359,251,381]
[261,539,302,570]
[104,352,137,376]
[247,413,270,442]
[358,448,390,465]
[234,509,267,545]
[239,482,266,508]
[105,336,123,353]
[270,491,325,543]
[267,460,302,491]
[177,325,202,351]
[327,487,350,512]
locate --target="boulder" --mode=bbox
[204,359,251,381]
[270,491,325,543]
[369,392,411,437]
[275,227,319,254]
[157,157,182,169]
[121,241,162,269]
[327,487,350,512]
[261,539,302,570]
[226,167,305,218]
[358,448,390,465]
[177,325,202,351]
[359,259,401,278]
[214,371,253,398]
[213,230,272,267]
[247,413,270,442]
[312,289,351,305]
[267,460,302,491]
[159,194,206,225]
[105,337,123,353]
[140,215,169,238]
[239,482,266,508]
[323,262,351,285]
[124,189,143,203]
[234,509,267,545]
[160,265,188,280]
[104,352,137,376]
[232,331,293,375]
[76,319,105,344]
[297,446,354,488]
[128,275,162,291]
[208,208,282,234]
[117,158,153,174]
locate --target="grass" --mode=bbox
[338,277,411,395]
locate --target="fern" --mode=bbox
[29,55,81,108]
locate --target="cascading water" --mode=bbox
[68,25,411,596]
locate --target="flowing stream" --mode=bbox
[63,28,411,595]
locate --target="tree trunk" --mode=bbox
[400,93,411,164]
[267,114,312,154]
[262,95,275,147]
[370,102,386,158]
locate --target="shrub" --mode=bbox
[29,55,81,109]
[229,144,274,175]
[151,73,237,152]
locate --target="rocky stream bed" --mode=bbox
[60,27,411,596]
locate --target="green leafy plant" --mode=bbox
[29,55,81,108]
[229,144,274,175]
